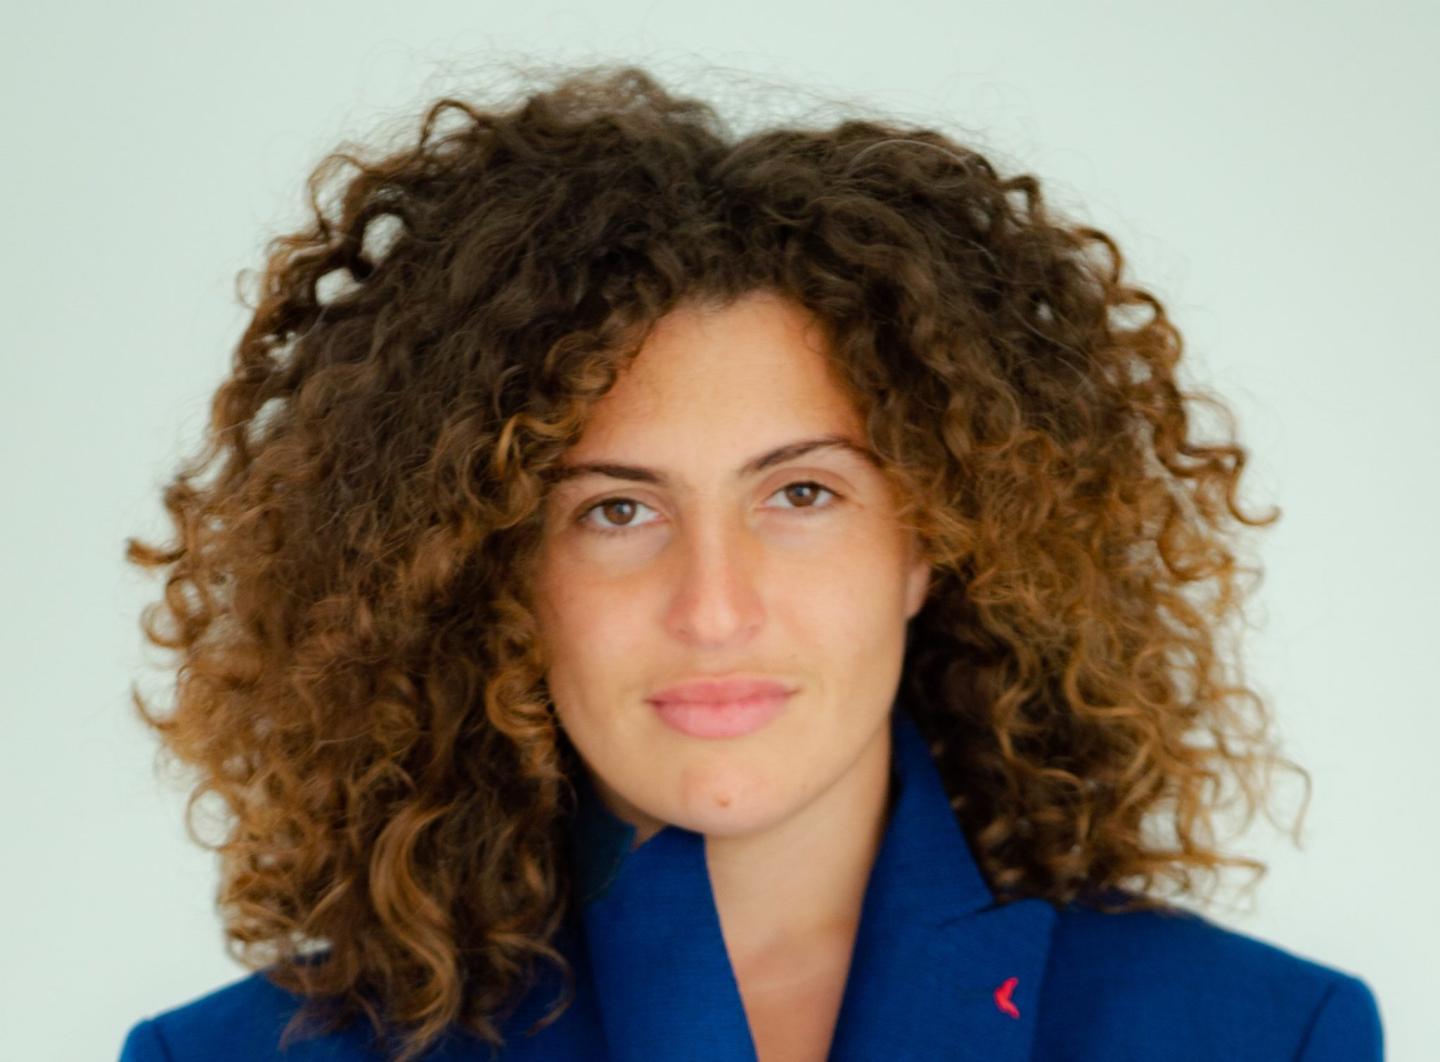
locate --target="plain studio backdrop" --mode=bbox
[1,2,1434,1059]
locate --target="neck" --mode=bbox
[703,721,895,984]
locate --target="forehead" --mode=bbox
[570,292,864,454]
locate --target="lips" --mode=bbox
[648,685,795,739]
[646,676,796,706]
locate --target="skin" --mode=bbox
[532,289,931,1044]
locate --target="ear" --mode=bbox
[902,538,932,621]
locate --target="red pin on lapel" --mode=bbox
[993,976,1020,1018]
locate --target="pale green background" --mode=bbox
[2,1,1434,1058]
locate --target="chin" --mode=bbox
[656,752,807,838]
[672,801,790,841]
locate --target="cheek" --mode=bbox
[542,577,652,676]
[800,520,910,595]
[785,528,912,620]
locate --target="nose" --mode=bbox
[662,512,767,649]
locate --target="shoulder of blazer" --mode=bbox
[1035,895,1384,1061]
[117,967,384,1062]
[117,944,594,1062]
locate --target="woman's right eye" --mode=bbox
[577,497,656,537]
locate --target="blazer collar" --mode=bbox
[566,702,1057,1061]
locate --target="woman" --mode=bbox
[117,63,1383,1061]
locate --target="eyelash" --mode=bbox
[576,480,844,538]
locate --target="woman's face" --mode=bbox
[533,290,931,843]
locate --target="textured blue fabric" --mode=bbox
[118,705,1384,1060]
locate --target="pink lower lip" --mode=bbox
[648,691,793,738]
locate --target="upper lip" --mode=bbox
[646,675,797,705]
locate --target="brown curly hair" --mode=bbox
[125,61,1307,1061]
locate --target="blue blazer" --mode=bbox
[119,707,1384,1060]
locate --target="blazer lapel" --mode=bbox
[827,708,1057,1062]
[566,703,1056,1062]
[569,764,757,1061]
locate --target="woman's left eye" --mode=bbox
[577,480,842,537]
[771,481,838,510]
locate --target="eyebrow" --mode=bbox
[547,433,883,489]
